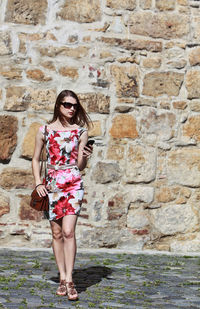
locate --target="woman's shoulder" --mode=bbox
[78,127,88,135]
[39,125,48,134]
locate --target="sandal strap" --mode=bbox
[67,281,77,296]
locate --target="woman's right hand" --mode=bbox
[36,184,48,197]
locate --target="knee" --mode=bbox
[63,229,75,240]
[52,230,63,241]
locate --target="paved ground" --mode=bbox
[0,248,200,308]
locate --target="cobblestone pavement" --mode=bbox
[0,248,200,309]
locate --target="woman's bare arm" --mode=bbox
[77,131,93,171]
[32,128,48,196]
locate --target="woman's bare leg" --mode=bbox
[62,215,78,282]
[50,219,66,281]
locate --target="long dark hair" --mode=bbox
[49,90,91,128]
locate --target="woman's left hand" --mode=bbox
[83,145,93,159]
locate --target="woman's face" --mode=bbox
[59,96,78,120]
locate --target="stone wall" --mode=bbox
[0,0,200,252]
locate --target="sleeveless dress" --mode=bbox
[40,126,87,221]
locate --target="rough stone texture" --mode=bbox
[5,0,48,25]
[0,193,10,217]
[0,32,12,55]
[101,37,162,52]
[111,65,139,98]
[127,12,189,39]
[130,186,154,204]
[143,72,184,97]
[140,0,152,9]
[58,67,79,79]
[57,0,101,23]
[127,208,149,230]
[151,204,198,236]
[106,0,136,10]
[167,149,200,187]
[107,143,125,160]
[39,46,89,58]
[26,69,51,81]
[143,57,161,68]
[140,109,176,141]
[0,168,34,189]
[186,70,200,99]
[88,121,102,137]
[189,47,200,66]
[156,0,175,11]
[21,122,42,159]
[28,89,56,112]
[107,192,128,226]
[182,116,200,142]
[5,87,30,111]
[109,115,138,139]
[0,115,18,162]
[125,145,156,183]
[79,93,110,114]
[92,162,121,184]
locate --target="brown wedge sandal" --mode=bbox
[66,281,78,301]
[56,279,67,296]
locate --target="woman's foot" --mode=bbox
[66,281,78,300]
[56,279,67,296]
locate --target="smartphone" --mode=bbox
[85,139,95,147]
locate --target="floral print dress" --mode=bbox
[40,126,87,221]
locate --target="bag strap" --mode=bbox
[39,125,47,184]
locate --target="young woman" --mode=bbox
[32,90,93,300]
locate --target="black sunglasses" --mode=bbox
[60,102,78,109]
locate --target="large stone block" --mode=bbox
[140,109,176,141]
[111,65,139,98]
[100,37,162,52]
[18,195,43,221]
[107,144,125,160]
[125,145,156,183]
[79,93,110,114]
[59,67,79,79]
[0,193,10,217]
[29,89,56,112]
[5,87,30,111]
[88,121,102,137]
[39,46,88,58]
[0,64,22,80]
[156,0,175,11]
[167,149,200,187]
[0,115,18,163]
[0,32,12,55]
[106,0,136,10]
[186,70,200,99]
[26,69,51,82]
[127,12,189,39]
[92,162,121,184]
[143,72,184,97]
[21,122,42,160]
[57,0,101,23]
[189,47,200,66]
[130,186,154,204]
[109,115,138,139]
[139,0,152,9]
[0,168,34,189]
[5,0,47,25]
[182,116,200,142]
[151,204,198,236]
[127,208,149,229]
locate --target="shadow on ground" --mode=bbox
[50,265,112,292]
